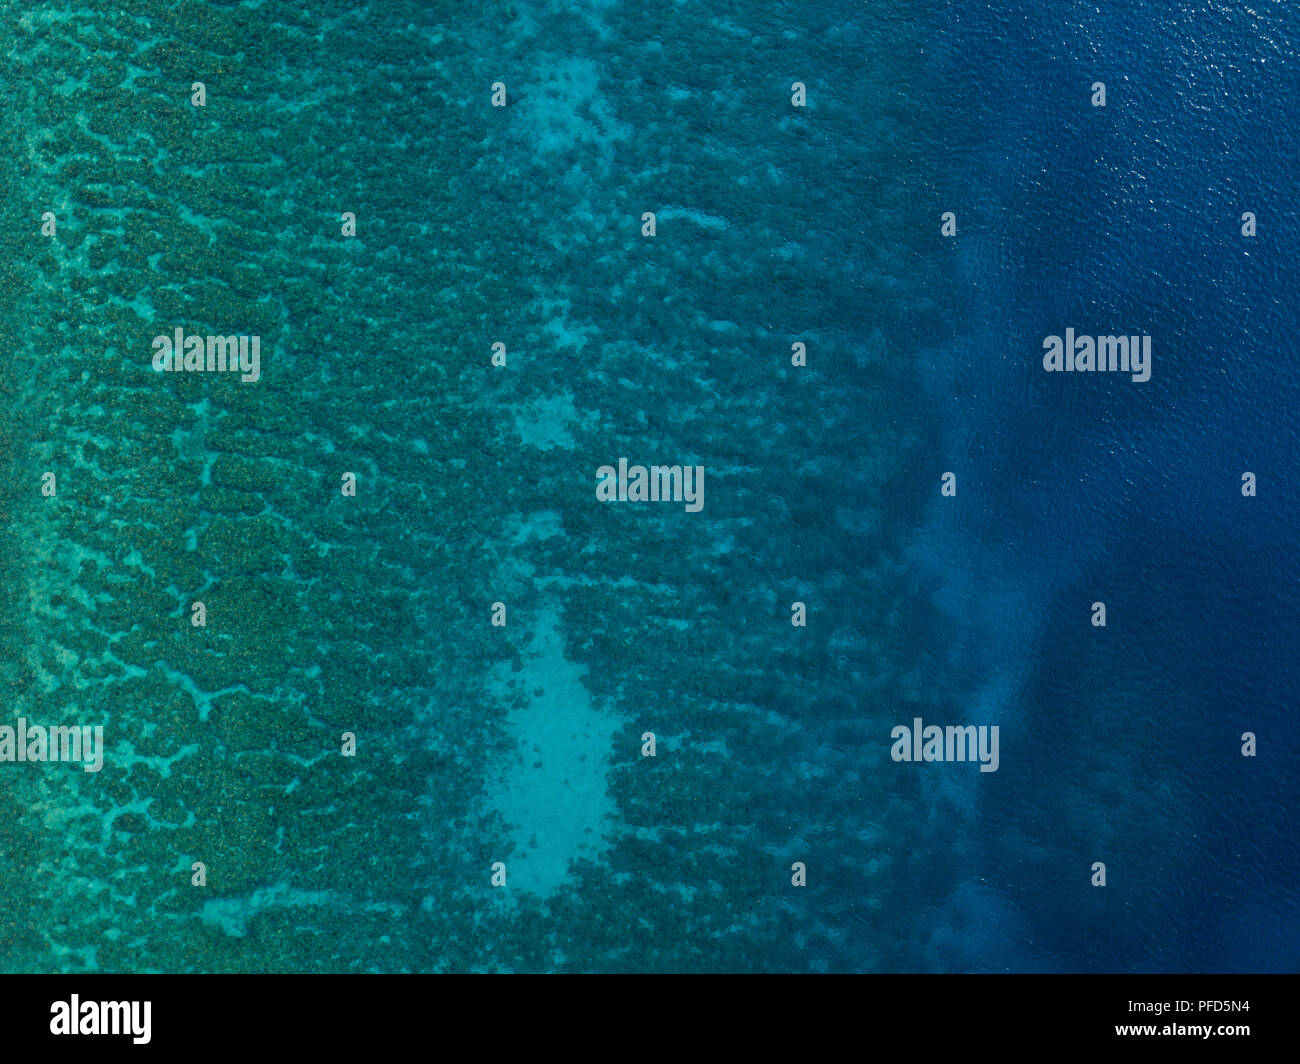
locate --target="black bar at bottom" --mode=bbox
[0,973,1287,1052]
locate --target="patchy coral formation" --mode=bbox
[6,0,1288,975]
[0,0,964,972]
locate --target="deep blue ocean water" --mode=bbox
[0,0,1293,972]
[912,0,1300,971]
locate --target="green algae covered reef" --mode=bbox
[0,0,975,972]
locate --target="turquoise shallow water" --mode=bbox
[0,0,1295,973]
[0,0,952,973]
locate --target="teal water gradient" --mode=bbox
[0,0,1294,973]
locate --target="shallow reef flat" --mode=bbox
[0,0,1012,973]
